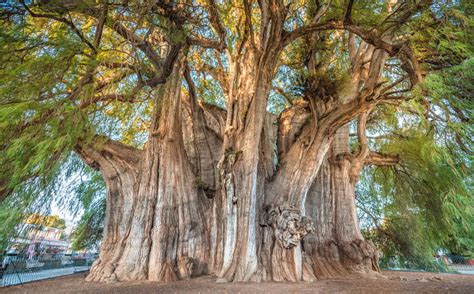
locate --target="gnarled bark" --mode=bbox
[76,139,141,282]
[303,116,385,280]
[216,48,279,282]
[81,59,213,282]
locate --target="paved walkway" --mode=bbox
[1,266,90,286]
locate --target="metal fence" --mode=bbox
[1,255,472,287]
[382,254,474,275]
[0,255,96,287]
[445,255,474,275]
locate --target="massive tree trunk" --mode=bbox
[77,59,388,283]
[79,59,213,282]
[76,140,141,282]
[73,4,403,283]
[260,95,374,281]
[215,47,280,282]
[17,0,420,285]
[303,124,380,280]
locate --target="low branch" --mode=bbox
[365,151,400,166]
[75,136,142,171]
[353,111,371,162]
[349,110,372,182]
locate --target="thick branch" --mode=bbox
[344,0,355,24]
[75,136,142,171]
[354,111,370,162]
[349,111,372,182]
[282,20,341,46]
[284,20,422,85]
[365,151,399,166]
[110,21,163,70]
[186,36,223,51]
[206,0,226,48]
[142,43,183,88]
[93,2,108,48]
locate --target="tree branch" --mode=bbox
[365,151,400,166]
[349,110,372,182]
[75,136,142,171]
[186,36,224,51]
[206,0,226,49]
[21,0,97,54]
[93,2,108,48]
[344,0,355,24]
[283,20,423,85]
[110,21,163,70]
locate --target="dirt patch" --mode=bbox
[1,270,473,293]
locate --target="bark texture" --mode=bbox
[79,60,214,282]
[215,49,279,282]
[303,125,381,280]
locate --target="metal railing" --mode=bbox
[1,255,472,287]
[381,255,474,275]
[0,255,96,287]
[445,255,474,275]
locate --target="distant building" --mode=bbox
[7,214,70,259]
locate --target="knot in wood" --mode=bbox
[220,148,241,171]
[264,204,315,249]
[340,239,377,263]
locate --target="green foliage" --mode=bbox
[68,167,106,251]
[70,197,105,251]
[25,213,66,229]
[0,176,58,249]
[356,0,473,270]
[409,0,474,70]
[0,10,97,199]
[358,124,473,270]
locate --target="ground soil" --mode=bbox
[1,270,473,293]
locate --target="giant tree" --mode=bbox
[0,0,471,283]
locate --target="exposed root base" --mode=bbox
[87,238,382,283]
[148,262,180,282]
[87,257,210,283]
[217,265,263,283]
[305,239,383,281]
[86,259,149,283]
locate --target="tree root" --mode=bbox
[304,239,384,280]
